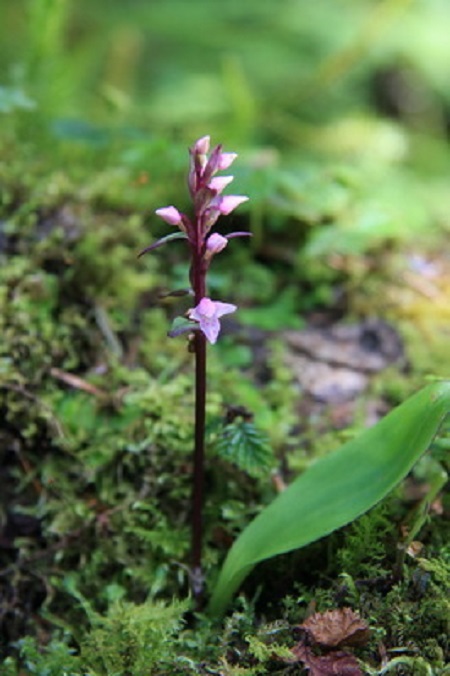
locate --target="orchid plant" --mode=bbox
[140,136,250,600]
[141,137,450,618]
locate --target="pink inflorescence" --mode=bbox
[148,135,250,344]
[155,135,248,242]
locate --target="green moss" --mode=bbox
[81,597,189,675]
[2,2,450,668]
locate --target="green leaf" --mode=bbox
[167,315,195,338]
[209,381,450,615]
[215,420,273,478]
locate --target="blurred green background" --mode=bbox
[1,0,450,323]
[2,0,450,138]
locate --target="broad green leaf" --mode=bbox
[209,381,450,615]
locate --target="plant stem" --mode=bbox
[192,330,206,601]
[191,239,207,601]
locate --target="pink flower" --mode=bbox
[208,176,234,194]
[201,194,249,233]
[217,153,238,171]
[187,297,237,344]
[216,195,249,215]
[205,233,228,260]
[155,206,183,226]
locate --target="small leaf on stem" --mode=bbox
[138,232,188,257]
[167,316,196,338]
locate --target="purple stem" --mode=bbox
[190,222,207,602]
[191,329,206,600]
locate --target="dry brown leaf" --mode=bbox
[300,608,370,648]
[50,367,105,397]
[290,644,363,676]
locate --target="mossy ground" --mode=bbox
[2,2,450,672]
[1,139,449,675]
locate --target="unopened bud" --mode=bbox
[155,206,183,226]
[193,135,210,156]
[217,195,248,215]
[205,233,228,259]
[217,152,238,171]
[208,176,234,194]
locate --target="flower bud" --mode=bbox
[216,195,249,215]
[208,176,234,194]
[205,233,228,260]
[217,153,238,171]
[193,135,210,156]
[155,206,183,226]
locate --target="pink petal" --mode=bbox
[198,297,218,317]
[200,317,221,344]
[217,195,249,215]
[155,206,183,226]
[188,297,215,321]
[211,301,237,318]
[217,153,238,171]
[208,176,234,194]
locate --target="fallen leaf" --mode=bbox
[290,644,363,676]
[406,540,424,558]
[300,608,370,648]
